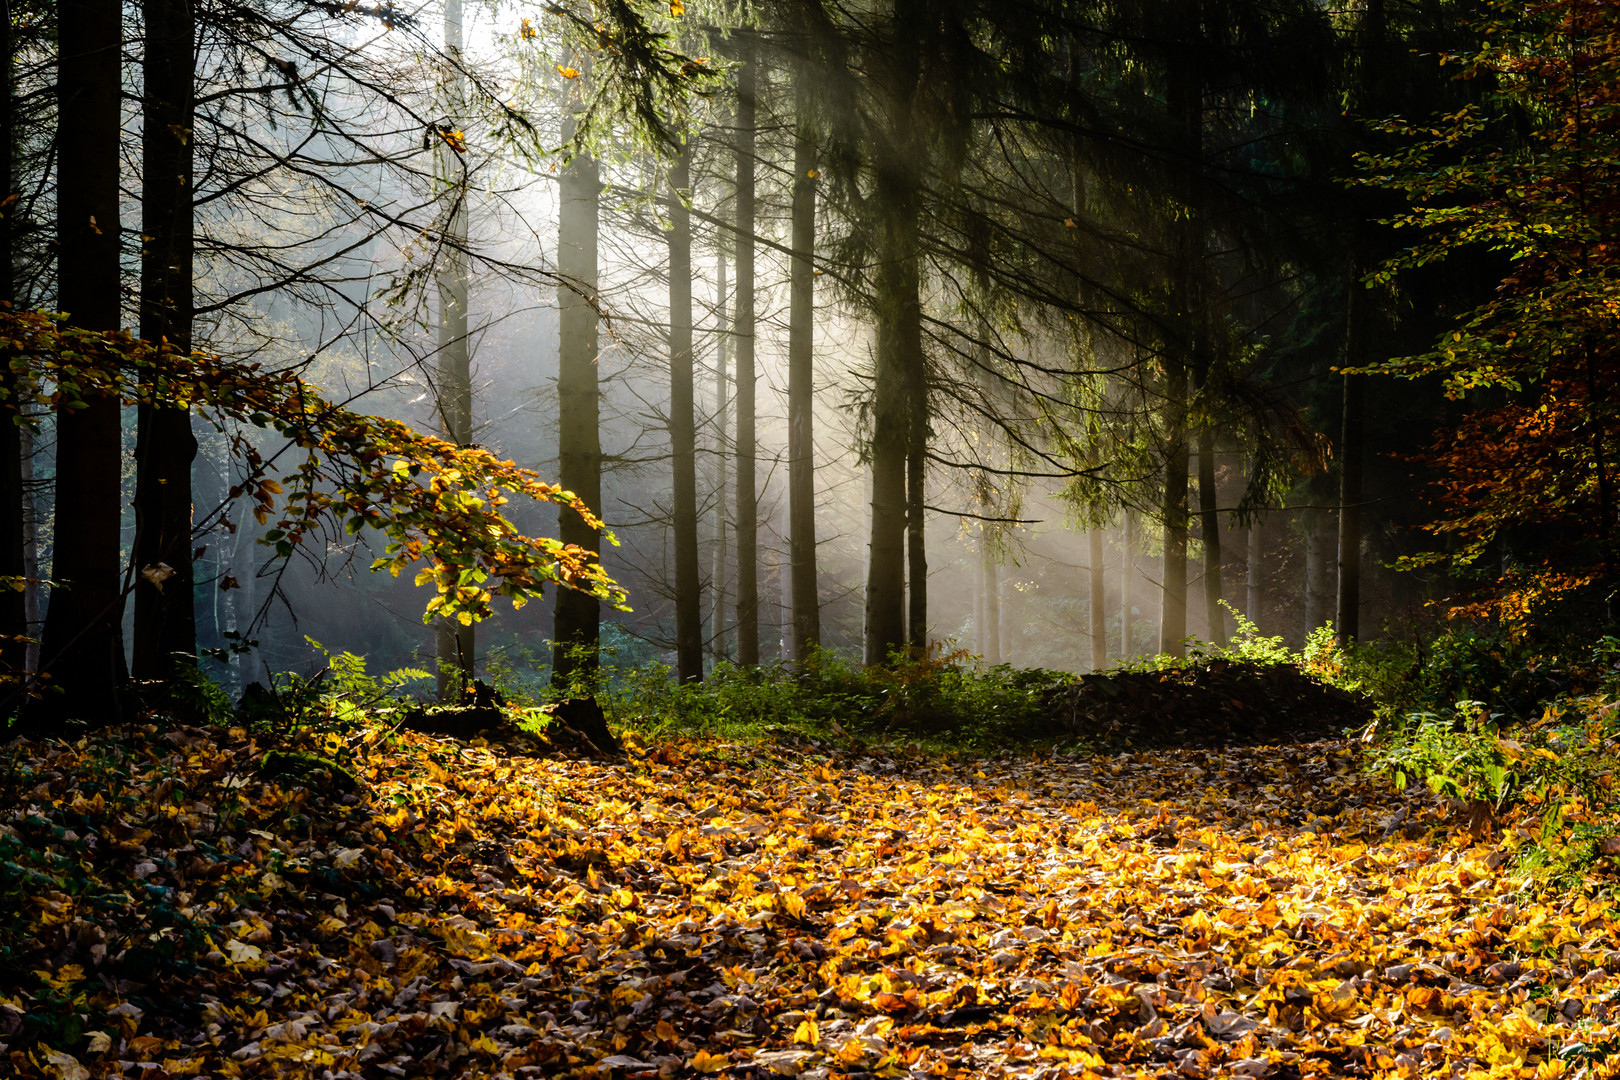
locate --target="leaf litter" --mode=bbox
[3,722,1618,1080]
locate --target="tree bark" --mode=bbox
[1089,528,1106,670]
[1336,260,1367,645]
[434,0,473,698]
[0,0,21,679]
[710,252,730,662]
[1198,426,1225,645]
[668,147,702,682]
[787,73,821,662]
[1159,375,1190,658]
[133,0,199,681]
[733,40,759,667]
[1304,510,1334,637]
[906,401,927,653]
[1121,510,1133,658]
[552,77,602,691]
[983,528,1000,665]
[37,0,126,721]
[1246,517,1263,625]
[1157,0,1201,660]
[863,11,924,667]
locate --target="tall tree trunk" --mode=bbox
[1121,509,1134,658]
[787,74,821,662]
[1338,0,1383,646]
[1336,260,1367,645]
[733,40,759,667]
[36,0,126,721]
[711,252,730,662]
[906,403,927,653]
[1158,0,1202,660]
[983,528,1000,665]
[133,0,199,681]
[1159,378,1190,657]
[1247,518,1263,625]
[863,18,924,667]
[1089,528,1106,670]
[0,0,21,680]
[552,77,602,692]
[435,0,473,698]
[1198,426,1225,645]
[669,147,702,682]
[1304,510,1333,637]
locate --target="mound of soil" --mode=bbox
[1042,659,1373,749]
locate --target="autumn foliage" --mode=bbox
[0,310,625,638]
[1357,0,1620,626]
[7,714,1620,1080]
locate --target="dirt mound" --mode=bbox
[1042,659,1373,748]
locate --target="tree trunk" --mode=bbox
[668,147,702,682]
[863,24,924,667]
[36,0,126,721]
[983,529,1000,665]
[552,78,602,692]
[1198,426,1225,645]
[906,402,927,653]
[1159,379,1190,658]
[435,0,473,698]
[133,0,199,681]
[1337,260,1367,645]
[1304,510,1333,637]
[786,73,821,663]
[710,252,730,663]
[733,41,760,667]
[1159,0,1205,660]
[0,0,21,680]
[1246,517,1263,625]
[1121,509,1136,658]
[1089,528,1106,670]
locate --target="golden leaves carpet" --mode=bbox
[3,725,1615,1080]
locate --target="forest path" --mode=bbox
[7,728,1613,1079]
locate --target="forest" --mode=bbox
[7,0,1620,1077]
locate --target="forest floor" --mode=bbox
[3,722,1617,1080]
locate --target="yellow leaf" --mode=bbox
[656,1020,678,1042]
[793,1018,819,1045]
[557,63,580,79]
[691,1049,729,1073]
[669,0,685,14]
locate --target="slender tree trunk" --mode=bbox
[552,78,602,692]
[974,527,986,656]
[434,0,473,698]
[1121,509,1134,658]
[787,74,821,662]
[133,0,199,681]
[0,0,21,679]
[906,404,927,653]
[1247,518,1263,625]
[21,424,39,677]
[1304,510,1333,636]
[983,531,1000,665]
[1158,0,1201,660]
[734,41,759,666]
[863,33,924,666]
[36,0,126,721]
[668,147,702,682]
[711,252,730,662]
[1089,528,1106,670]
[1159,380,1190,657]
[1198,426,1225,645]
[1336,260,1367,645]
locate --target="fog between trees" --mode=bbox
[5,0,1494,705]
